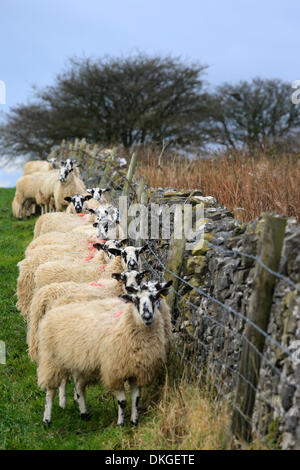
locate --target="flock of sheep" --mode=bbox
[14,157,173,427]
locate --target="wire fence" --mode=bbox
[140,237,297,447]
[59,140,299,447]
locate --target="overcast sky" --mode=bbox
[0,0,299,184]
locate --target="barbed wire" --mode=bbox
[205,241,300,294]
[142,239,293,359]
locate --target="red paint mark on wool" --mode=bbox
[99,265,106,271]
[113,311,124,318]
[77,213,85,217]
[89,282,103,287]
[84,253,95,262]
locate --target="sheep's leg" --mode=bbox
[115,389,126,426]
[18,203,23,220]
[129,378,140,426]
[43,388,56,425]
[31,203,36,216]
[26,201,31,219]
[59,376,68,409]
[75,377,90,420]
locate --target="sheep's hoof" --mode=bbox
[18,217,22,221]
[80,412,91,421]
[130,420,138,427]
[117,422,124,427]
[43,419,51,428]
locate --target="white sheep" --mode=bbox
[14,172,46,219]
[37,282,172,425]
[25,231,98,257]
[33,244,146,299]
[17,239,114,319]
[28,270,148,362]
[53,162,86,212]
[86,187,111,204]
[23,158,59,175]
[33,212,96,239]
[65,194,93,214]
[35,170,60,214]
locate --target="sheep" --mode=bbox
[65,194,93,214]
[24,158,59,175]
[16,249,80,320]
[33,244,146,295]
[14,172,46,219]
[17,239,116,319]
[35,170,60,214]
[28,270,148,363]
[53,162,86,212]
[86,187,111,204]
[131,280,173,355]
[104,244,148,271]
[33,212,96,239]
[37,282,172,425]
[25,231,98,257]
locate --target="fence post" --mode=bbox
[136,178,148,248]
[165,236,186,314]
[122,151,138,196]
[231,213,286,442]
[99,149,117,188]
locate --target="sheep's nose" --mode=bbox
[128,260,137,270]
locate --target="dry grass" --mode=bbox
[122,375,232,450]
[136,148,300,222]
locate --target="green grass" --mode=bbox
[0,188,160,450]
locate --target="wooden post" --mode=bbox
[136,179,148,248]
[231,213,286,442]
[99,149,117,188]
[122,151,138,196]
[165,236,186,314]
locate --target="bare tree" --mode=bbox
[211,78,300,151]
[0,54,211,160]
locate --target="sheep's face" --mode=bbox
[65,158,80,171]
[120,281,172,326]
[93,240,123,262]
[92,205,120,239]
[86,187,111,203]
[64,194,92,213]
[107,245,148,271]
[59,162,72,183]
[112,270,149,291]
[47,157,58,169]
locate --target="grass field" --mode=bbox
[0,187,230,450]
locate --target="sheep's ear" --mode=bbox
[93,222,98,228]
[103,188,111,192]
[119,294,133,304]
[86,188,93,194]
[112,273,122,281]
[93,243,104,251]
[137,271,150,283]
[87,208,95,214]
[64,197,72,202]
[154,282,172,300]
[140,270,150,278]
[137,245,148,254]
[119,239,128,246]
[84,194,93,201]
[107,247,121,257]
[61,161,66,167]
